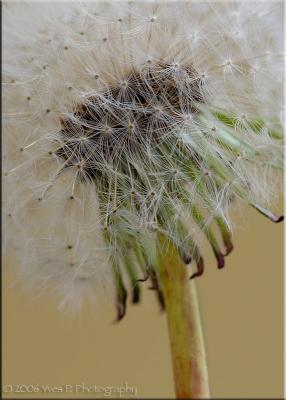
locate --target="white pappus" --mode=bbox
[3,1,284,318]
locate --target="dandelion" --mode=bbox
[3,1,284,398]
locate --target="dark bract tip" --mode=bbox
[114,291,127,323]
[132,286,140,304]
[215,251,225,269]
[252,203,284,224]
[275,215,284,223]
[181,252,192,265]
[190,257,204,279]
[224,240,234,256]
[137,270,149,282]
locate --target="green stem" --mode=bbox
[157,239,209,399]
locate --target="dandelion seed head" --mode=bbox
[3,1,283,317]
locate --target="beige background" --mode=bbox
[3,203,284,398]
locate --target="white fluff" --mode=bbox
[3,1,283,311]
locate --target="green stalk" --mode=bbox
[157,238,209,399]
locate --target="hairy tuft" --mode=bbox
[3,1,283,317]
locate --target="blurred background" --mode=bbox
[3,203,284,398]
